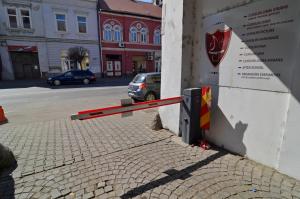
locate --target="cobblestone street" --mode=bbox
[0,86,300,199]
[1,0,300,198]
[1,111,300,199]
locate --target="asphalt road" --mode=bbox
[0,85,129,124]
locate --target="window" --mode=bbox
[140,28,148,43]
[130,27,138,42]
[77,16,87,33]
[113,25,121,42]
[147,75,161,84]
[6,8,32,29]
[64,71,73,77]
[132,74,146,83]
[103,24,112,41]
[129,23,149,44]
[7,8,18,28]
[20,9,31,29]
[56,14,66,32]
[154,29,161,45]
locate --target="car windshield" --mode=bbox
[132,74,146,83]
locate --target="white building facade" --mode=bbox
[160,0,300,180]
[0,0,45,80]
[0,0,100,80]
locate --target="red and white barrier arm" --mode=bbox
[71,96,182,121]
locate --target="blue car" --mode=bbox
[47,70,96,86]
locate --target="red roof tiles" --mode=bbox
[99,0,162,18]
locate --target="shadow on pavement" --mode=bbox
[0,144,18,199]
[121,150,227,199]
[0,78,131,89]
[0,169,16,199]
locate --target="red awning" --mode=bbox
[7,45,38,52]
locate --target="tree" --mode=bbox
[68,47,89,70]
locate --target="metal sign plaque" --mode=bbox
[200,0,300,92]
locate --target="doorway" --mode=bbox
[132,56,146,74]
[155,60,161,72]
[105,55,122,77]
[10,52,40,79]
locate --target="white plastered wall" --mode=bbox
[159,0,184,134]
[278,34,300,180]
[192,0,300,179]
[161,0,300,180]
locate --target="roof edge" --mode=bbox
[99,9,162,20]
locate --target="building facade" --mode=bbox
[42,0,100,76]
[98,0,161,77]
[0,0,45,80]
[160,0,300,181]
[0,0,100,80]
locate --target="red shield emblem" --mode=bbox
[206,28,232,67]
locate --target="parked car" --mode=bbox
[128,72,161,101]
[47,70,96,86]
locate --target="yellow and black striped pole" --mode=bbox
[200,87,211,130]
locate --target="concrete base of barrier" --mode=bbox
[151,113,163,131]
[0,118,8,125]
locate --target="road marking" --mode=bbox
[0,86,128,98]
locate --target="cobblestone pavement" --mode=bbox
[1,111,300,199]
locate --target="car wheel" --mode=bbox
[145,92,156,101]
[132,98,140,103]
[83,78,90,85]
[54,80,61,86]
